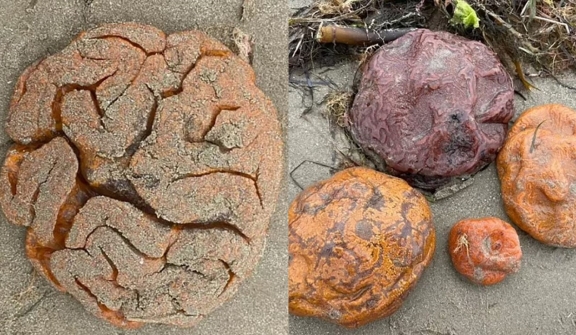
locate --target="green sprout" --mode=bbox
[451,0,480,29]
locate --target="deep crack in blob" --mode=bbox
[0,23,283,329]
[349,29,514,190]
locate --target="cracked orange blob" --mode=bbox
[0,23,283,328]
[288,167,435,328]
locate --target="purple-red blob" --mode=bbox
[349,29,514,190]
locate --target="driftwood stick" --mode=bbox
[316,25,415,46]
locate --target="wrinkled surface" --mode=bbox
[288,167,435,328]
[448,217,522,285]
[498,104,576,247]
[0,23,283,328]
[349,29,514,190]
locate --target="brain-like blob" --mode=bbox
[0,23,283,328]
[497,104,576,248]
[288,167,435,328]
[349,29,514,190]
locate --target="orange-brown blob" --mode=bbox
[0,23,283,329]
[289,167,435,328]
[497,104,576,247]
[448,217,522,285]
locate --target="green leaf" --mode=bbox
[451,0,480,29]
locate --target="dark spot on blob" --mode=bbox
[301,202,328,216]
[400,202,413,220]
[318,241,335,259]
[355,220,375,240]
[402,189,420,200]
[400,221,414,239]
[443,127,474,156]
[366,297,378,308]
[350,181,370,194]
[320,192,331,202]
[327,220,347,235]
[366,188,385,210]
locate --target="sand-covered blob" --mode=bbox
[0,23,283,328]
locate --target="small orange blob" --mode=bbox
[448,217,522,285]
[289,167,435,328]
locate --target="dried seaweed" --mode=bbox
[456,0,576,75]
[289,0,576,76]
[289,0,430,69]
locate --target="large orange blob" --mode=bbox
[289,167,435,328]
[498,104,576,247]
